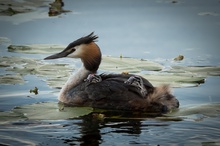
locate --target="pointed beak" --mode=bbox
[44,48,73,60]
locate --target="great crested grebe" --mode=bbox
[44,32,179,113]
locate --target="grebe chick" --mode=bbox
[44,32,179,113]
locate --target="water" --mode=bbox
[0,0,220,145]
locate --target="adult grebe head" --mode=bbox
[44,32,102,73]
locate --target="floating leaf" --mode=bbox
[0,56,70,86]
[157,103,220,121]
[8,44,65,54]
[46,77,67,89]
[141,73,205,87]
[0,56,37,68]
[0,111,26,124]
[0,7,25,16]
[1,43,220,88]
[12,102,93,120]
[198,12,219,16]
[0,74,24,85]
[0,62,10,68]
[170,66,220,76]
[101,56,163,72]
[0,37,11,45]
[166,103,220,120]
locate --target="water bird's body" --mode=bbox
[44,33,179,113]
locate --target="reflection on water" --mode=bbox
[0,111,220,145]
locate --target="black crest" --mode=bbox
[66,32,98,49]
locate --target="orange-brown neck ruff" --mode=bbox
[81,42,102,73]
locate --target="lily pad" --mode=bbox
[141,73,205,87]
[1,56,70,79]
[0,56,37,68]
[0,37,11,45]
[8,44,66,54]
[0,0,53,16]
[0,56,70,86]
[12,102,93,120]
[0,111,26,124]
[0,74,24,85]
[0,7,30,16]
[0,55,212,88]
[166,103,220,121]
[156,103,220,122]
[46,77,67,89]
[0,61,10,67]
[101,56,163,72]
[170,66,220,76]
[6,44,164,71]
[1,43,220,88]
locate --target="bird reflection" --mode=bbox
[62,111,163,145]
[62,113,102,145]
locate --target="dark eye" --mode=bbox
[69,48,75,53]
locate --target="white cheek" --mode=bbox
[67,52,79,58]
[67,45,83,58]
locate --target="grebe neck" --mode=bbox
[58,65,91,101]
[80,44,102,72]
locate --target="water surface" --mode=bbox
[0,0,220,145]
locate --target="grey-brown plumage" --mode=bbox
[44,32,179,113]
